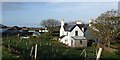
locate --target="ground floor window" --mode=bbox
[65,40,68,43]
[80,40,82,44]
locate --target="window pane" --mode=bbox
[75,31,78,36]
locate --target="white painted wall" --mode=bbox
[45,30,48,32]
[60,27,64,37]
[67,32,71,46]
[59,21,87,47]
[39,30,48,32]
[73,40,87,47]
[70,38,75,47]
[61,35,75,47]
[60,20,65,37]
[28,30,36,32]
[71,26,84,36]
[60,36,68,44]
[64,31,68,36]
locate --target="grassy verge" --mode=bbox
[2,34,120,60]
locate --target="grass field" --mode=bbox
[1,34,119,60]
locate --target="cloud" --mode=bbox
[50,2,117,13]
[2,2,26,11]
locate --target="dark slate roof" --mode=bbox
[64,24,75,31]
[60,35,66,39]
[71,36,87,40]
[63,23,88,32]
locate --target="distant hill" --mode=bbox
[0,24,48,31]
[0,24,7,28]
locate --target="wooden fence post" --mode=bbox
[30,46,33,56]
[35,44,37,60]
[96,48,102,60]
[85,49,86,58]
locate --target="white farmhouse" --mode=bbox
[59,20,88,47]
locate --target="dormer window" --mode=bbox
[75,31,78,36]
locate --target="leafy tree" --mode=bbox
[90,10,120,47]
[41,19,60,33]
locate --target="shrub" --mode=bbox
[40,32,52,40]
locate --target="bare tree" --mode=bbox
[41,19,60,33]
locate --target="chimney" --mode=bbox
[89,19,94,27]
[61,19,64,27]
[76,21,82,24]
[82,27,84,32]
[89,20,92,26]
[60,19,64,37]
